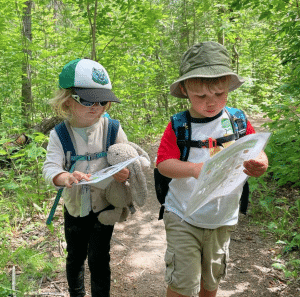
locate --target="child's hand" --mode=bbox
[192,162,204,179]
[243,151,268,177]
[53,171,91,188]
[113,167,130,183]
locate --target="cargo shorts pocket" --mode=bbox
[165,250,175,285]
[218,245,230,280]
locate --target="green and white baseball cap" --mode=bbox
[59,58,120,103]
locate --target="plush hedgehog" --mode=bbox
[97,142,150,225]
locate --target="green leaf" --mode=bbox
[276,240,286,245]
[272,263,285,270]
[258,11,271,21]
[9,152,25,159]
[3,182,19,190]
[0,149,7,155]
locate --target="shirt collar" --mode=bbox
[190,109,223,123]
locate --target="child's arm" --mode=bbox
[53,171,91,188]
[157,159,203,179]
[156,122,204,179]
[44,130,92,188]
[243,151,268,177]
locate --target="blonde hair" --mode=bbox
[183,75,230,94]
[50,89,74,120]
[50,88,111,120]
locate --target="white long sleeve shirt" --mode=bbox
[43,116,128,217]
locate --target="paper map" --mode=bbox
[184,132,271,218]
[75,156,140,189]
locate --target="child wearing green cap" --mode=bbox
[43,59,129,297]
[156,42,268,297]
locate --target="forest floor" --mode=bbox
[38,114,300,297]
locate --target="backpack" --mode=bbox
[46,116,119,225]
[154,107,249,220]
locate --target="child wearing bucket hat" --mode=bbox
[156,42,268,297]
[43,58,129,297]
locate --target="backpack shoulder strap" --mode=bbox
[47,118,118,227]
[225,106,248,139]
[105,117,120,151]
[54,121,76,171]
[171,110,191,161]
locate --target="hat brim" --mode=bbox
[73,87,121,103]
[170,66,245,98]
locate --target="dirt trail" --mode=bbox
[41,114,299,297]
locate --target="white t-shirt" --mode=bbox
[158,110,249,229]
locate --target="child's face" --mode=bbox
[181,79,229,118]
[65,97,106,127]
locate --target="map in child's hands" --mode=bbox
[184,132,271,218]
[75,156,140,190]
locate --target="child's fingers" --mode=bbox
[72,171,91,181]
[243,160,267,171]
[243,161,267,177]
[243,168,263,177]
[65,174,79,187]
[65,181,73,188]
[65,178,75,188]
[64,171,90,188]
[119,168,130,177]
[113,168,130,183]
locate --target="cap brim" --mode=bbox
[73,87,121,103]
[170,66,245,98]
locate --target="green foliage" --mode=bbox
[0,127,62,294]
[263,92,300,187]
[0,0,299,290]
[0,285,15,297]
[0,238,61,295]
[249,177,300,279]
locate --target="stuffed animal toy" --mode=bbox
[98,142,150,225]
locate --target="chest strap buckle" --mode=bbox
[208,138,217,149]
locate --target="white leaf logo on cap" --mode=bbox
[92,67,109,85]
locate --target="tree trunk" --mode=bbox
[22,0,33,128]
[182,0,190,48]
[33,116,62,135]
[217,7,225,45]
[233,45,239,74]
[87,0,98,61]
[218,31,224,45]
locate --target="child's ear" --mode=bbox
[179,82,187,96]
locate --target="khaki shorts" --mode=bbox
[163,211,236,296]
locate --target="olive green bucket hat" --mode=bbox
[170,41,245,98]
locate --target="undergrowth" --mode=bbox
[0,129,64,296]
[248,176,300,281]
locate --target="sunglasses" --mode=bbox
[71,95,108,107]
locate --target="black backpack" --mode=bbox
[154,107,249,220]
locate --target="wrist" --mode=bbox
[192,162,203,179]
[53,172,69,187]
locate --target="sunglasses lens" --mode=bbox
[80,99,94,107]
[72,95,108,107]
